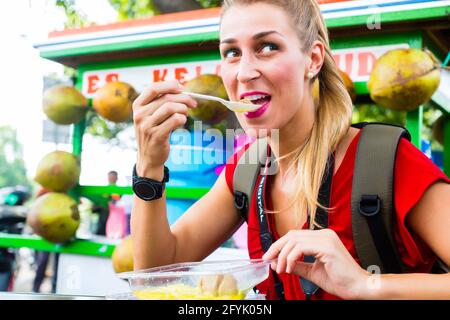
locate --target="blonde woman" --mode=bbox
[131,0,450,300]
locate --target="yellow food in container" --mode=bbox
[117,259,271,300]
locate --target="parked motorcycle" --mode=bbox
[0,186,30,291]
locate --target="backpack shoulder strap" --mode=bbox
[233,138,272,222]
[351,122,410,274]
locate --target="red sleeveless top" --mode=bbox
[225,130,450,300]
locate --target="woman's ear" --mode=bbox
[307,40,325,77]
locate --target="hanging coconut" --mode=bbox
[93,81,138,123]
[112,235,134,273]
[184,74,230,125]
[368,48,441,111]
[43,85,88,125]
[35,151,80,192]
[27,192,80,244]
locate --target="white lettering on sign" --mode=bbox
[332,44,409,82]
[82,60,221,97]
[82,44,409,97]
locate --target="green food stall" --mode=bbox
[1,0,449,296]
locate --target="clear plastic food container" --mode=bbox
[117,259,271,300]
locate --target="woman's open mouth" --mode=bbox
[240,93,271,119]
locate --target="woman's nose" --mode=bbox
[236,57,260,83]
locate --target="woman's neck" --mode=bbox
[268,99,315,179]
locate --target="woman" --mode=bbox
[131,0,450,299]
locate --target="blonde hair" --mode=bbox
[221,0,353,229]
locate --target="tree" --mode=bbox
[108,0,221,20]
[0,126,31,189]
[352,104,406,126]
[56,0,90,28]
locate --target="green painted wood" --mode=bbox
[72,119,86,158]
[41,31,219,60]
[72,73,87,158]
[78,50,221,72]
[325,6,449,29]
[76,185,209,200]
[354,82,368,95]
[330,31,422,50]
[406,107,423,148]
[0,233,116,258]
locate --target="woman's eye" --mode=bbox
[259,43,278,54]
[223,48,240,59]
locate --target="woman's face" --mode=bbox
[220,2,312,137]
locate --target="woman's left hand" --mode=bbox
[262,229,372,300]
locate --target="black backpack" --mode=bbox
[232,122,449,276]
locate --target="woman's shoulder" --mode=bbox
[394,137,450,211]
[395,137,447,179]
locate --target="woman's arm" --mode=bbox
[132,170,242,270]
[131,80,242,270]
[364,273,450,299]
[363,180,450,299]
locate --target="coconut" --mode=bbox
[43,85,88,125]
[184,74,230,125]
[27,192,80,244]
[35,151,80,192]
[368,48,441,111]
[112,236,134,273]
[93,81,138,123]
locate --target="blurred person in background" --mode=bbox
[32,188,59,293]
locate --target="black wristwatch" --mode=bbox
[132,165,169,201]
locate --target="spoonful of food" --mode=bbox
[183,92,261,113]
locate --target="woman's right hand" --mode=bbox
[132,80,197,179]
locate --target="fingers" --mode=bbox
[133,80,183,108]
[286,245,305,274]
[275,241,296,274]
[291,261,314,279]
[262,229,335,274]
[152,112,187,141]
[146,102,189,128]
[262,236,289,261]
[133,93,197,124]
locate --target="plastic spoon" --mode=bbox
[183,92,261,113]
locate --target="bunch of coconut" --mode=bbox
[43,81,139,126]
[28,151,81,244]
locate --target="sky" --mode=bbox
[0,0,138,187]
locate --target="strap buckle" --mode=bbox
[359,195,382,217]
[234,191,248,211]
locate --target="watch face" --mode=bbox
[134,181,157,200]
